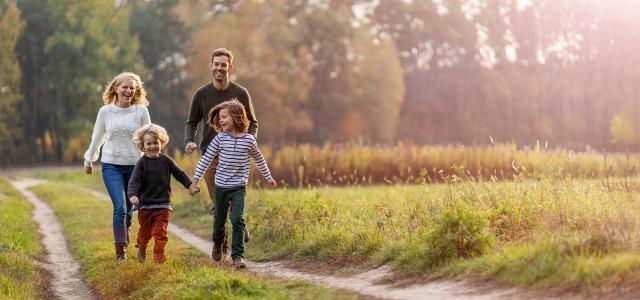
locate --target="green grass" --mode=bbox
[38,169,640,295]
[29,182,356,299]
[193,177,640,295]
[0,177,47,299]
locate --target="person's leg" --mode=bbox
[150,209,170,263]
[212,186,230,261]
[101,163,129,260]
[204,157,229,252]
[123,165,135,246]
[136,209,153,262]
[229,187,246,261]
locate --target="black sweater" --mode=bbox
[127,153,192,207]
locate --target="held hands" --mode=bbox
[266,178,277,189]
[188,179,200,196]
[130,196,139,206]
[185,142,198,154]
[84,166,92,174]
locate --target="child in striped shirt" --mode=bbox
[190,99,276,269]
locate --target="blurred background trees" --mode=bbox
[2,0,640,166]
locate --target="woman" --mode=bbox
[84,72,151,262]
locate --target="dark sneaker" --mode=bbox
[221,236,229,258]
[212,243,223,261]
[243,227,250,243]
[232,257,246,269]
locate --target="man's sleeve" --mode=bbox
[241,89,259,138]
[185,90,202,145]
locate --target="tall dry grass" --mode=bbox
[174,143,638,187]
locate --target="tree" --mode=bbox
[15,0,55,162]
[0,1,24,165]
[128,0,190,151]
[42,0,144,162]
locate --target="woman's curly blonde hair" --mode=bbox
[102,72,149,106]
[207,99,249,133]
[133,124,169,151]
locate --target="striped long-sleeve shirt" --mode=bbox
[193,132,272,188]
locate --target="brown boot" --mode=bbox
[232,257,246,269]
[136,246,146,262]
[115,243,127,263]
[153,253,166,264]
[212,242,223,261]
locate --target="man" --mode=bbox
[185,48,257,257]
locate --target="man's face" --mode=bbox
[209,55,232,82]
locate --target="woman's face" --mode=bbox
[115,78,136,106]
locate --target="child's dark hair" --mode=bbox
[207,99,249,133]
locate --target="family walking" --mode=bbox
[83,48,274,269]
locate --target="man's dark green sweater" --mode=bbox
[185,82,258,152]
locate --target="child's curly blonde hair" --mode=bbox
[133,124,170,151]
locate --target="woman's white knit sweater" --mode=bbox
[84,104,151,167]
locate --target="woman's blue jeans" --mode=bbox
[101,163,135,245]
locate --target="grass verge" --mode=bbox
[30,182,356,299]
[0,177,48,299]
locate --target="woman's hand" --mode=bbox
[84,166,92,174]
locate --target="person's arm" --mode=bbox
[248,137,272,181]
[240,89,258,138]
[83,107,107,168]
[127,159,144,204]
[185,90,202,147]
[167,156,192,189]
[193,135,221,182]
[140,105,151,126]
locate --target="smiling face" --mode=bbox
[218,108,236,133]
[209,55,232,83]
[115,78,136,107]
[143,133,160,158]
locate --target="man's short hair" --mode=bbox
[211,48,234,64]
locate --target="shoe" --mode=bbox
[136,246,146,262]
[212,242,223,261]
[232,257,246,269]
[115,243,127,263]
[243,227,250,243]
[221,236,229,258]
[153,253,166,264]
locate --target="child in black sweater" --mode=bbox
[128,123,199,263]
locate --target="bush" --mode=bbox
[397,205,495,272]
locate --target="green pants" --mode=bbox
[213,186,246,259]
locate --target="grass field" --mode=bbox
[37,168,640,296]
[0,177,48,299]
[28,182,357,299]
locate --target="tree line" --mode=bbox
[0,0,637,166]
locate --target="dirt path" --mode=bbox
[10,179,96,300]
[77,184,546,300]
